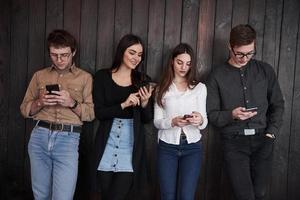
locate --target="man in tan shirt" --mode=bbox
[20,29,94,200]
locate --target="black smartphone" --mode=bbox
[244,107,258,112]
[46,84,60,95]
[183,114,193,119]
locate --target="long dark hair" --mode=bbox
[110,34,145,87]
[156,43,199,107]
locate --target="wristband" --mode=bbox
[69,99,78,109]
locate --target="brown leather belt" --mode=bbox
[36,120,82,133]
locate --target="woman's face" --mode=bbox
[173,53,191,79]
[122,43,143,70]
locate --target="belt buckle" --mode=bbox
[49,123,64,131]
[244,129,255,136]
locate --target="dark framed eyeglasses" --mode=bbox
[50,52,72,61]
[231,48,256,59]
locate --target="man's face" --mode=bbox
[49,46,75,71]
[229,42,256,67]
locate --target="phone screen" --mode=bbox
[46,84,60,95]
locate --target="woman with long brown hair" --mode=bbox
[154,43,208,200]
[93,34,154,200]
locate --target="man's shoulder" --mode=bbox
[251,59,276,74]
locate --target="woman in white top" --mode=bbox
[154,43,208,200]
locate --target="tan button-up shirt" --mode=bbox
[20,65,95,125]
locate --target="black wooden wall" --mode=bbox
[0,0,300,199]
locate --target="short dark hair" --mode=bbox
[47,29,77,53]
[230,24,256,47]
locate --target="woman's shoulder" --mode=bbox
[193,81,206,89]
[95,68,111,79]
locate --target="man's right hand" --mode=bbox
[232,107,257,120]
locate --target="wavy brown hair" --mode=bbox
[156,43,199,107]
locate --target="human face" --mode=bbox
[49,46,75,71]
[173,53,191,79]
[121,43,143,70]
[229,42,255,67]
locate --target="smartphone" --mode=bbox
[46,84,60,95]
[183,114,193,119]
[244,107,258,112]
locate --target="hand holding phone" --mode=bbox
[244,107,258,112]
[183,114,193,119]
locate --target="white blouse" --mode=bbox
[154,82,208,145]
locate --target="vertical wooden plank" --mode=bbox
[0,0,11,198]
[146,0,165,82]
[197,0,216,78]
[64,0,81,64]
[212,0,232,66]
[249,0,266,60]
[96,0,115,70]
[288,6,300,199]
[132,0,149,68]
[162,0,182,68]
[262,0,283,69]
[209,0,233,199]
[8,0,29,197]
[231,0,249,27]
[80,0,98,73]
[75,0,98,199]
[272,0,300,199]
[114,0,132,50]
[181,0,200,52]
[45,0,64,66]
[196,0,216,198]
[23,0,46,197]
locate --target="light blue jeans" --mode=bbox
[28,126,80,200]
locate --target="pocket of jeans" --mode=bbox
[68,132,80,140]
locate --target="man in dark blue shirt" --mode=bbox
[207,24,284,200]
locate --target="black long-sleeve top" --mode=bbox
[206,59,284,135]
[92,68,152,199]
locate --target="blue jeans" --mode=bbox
[157,139,202,200]
[28,126,80,200]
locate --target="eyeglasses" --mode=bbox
[231,48,256,59]
[50,52,72,61]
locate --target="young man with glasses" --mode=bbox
[20,29,94,200]
[207,24,284,200]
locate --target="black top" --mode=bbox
[92,68,153,199]
[206,59,284,135]
[94,69,134,119]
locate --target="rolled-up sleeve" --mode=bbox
[20,73,39,118]
[79,74,95,121]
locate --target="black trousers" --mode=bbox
[222,133,274,200]
[97,171,133,200]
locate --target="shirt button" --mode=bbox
[114,154,117,157]
[244,87,247,90]
[118,126,121,129]
[60,74,63,77]
[58,84,61,88]
[112,164,116,167]
[117,135,120,138]
[57,119,60,122]
[246,100,249,103]
[241,74,244,77]
[116,146,119,149]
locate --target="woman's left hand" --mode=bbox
[186,111,203,126]
[138,86,154,108]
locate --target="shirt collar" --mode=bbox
[48,63,78,74]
